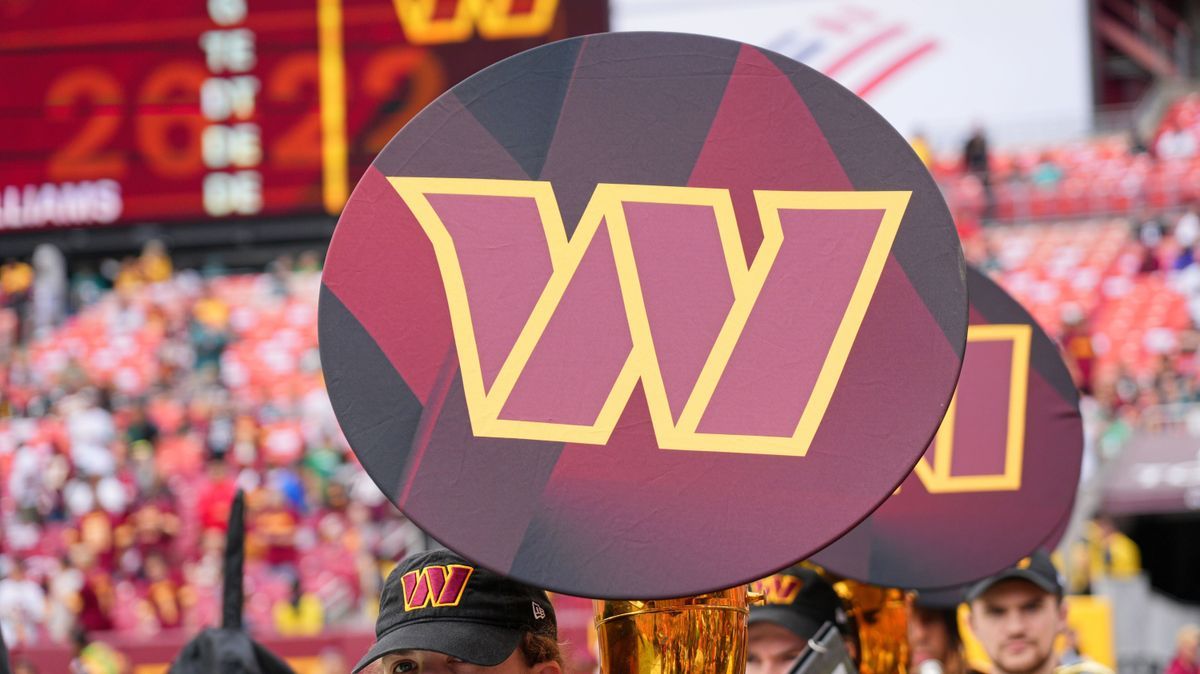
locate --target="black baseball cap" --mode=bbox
[911,586,965,611]
[965,549,1063,602]
[748,566,848,640]
[353,550,556,673]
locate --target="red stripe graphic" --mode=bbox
[854,40,937,99]
[823,24,905,77]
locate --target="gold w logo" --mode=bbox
[751,574,805,605]
[913,324,1032,493]
[392,178,910,457]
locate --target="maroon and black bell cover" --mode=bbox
[319,32,967,599]
[813,266,1083,590]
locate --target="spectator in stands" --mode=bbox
[113,257,144,295]
[1176,206,1200,250]
[70,265,108,311]
[29,244,66,340]
[1060,305,1095,396]
[266,255,296,299]
[1156,119,1198,161]
[963,126,990,177]
[910,130,932,167]
[139,240,172,285]
[1129,123,1150,155]
[1030,153,1064,190]
[123,406,158,447]
[0,257,33,338]
[74,547,115,634]
[317,649,348,674]
[1135,210,1168,248]
[64,389,116,479]
[1085,516,1141,584]
[272,576,324,637]
[0,559,47,646]
[123,495,180,570]
[251,486,300,574]
[67,626,128,674]
[189,285,231,374]
[46,556,83,643]
[138,551,184,632]
[962,125,993,217]
[7,437,50,521]
[1138,242,1163,274]
[1058,627,1085,669]
[1167,625,1200,674]
[198,457,238,533]
[295,250,322,274]
[0,302,17,359]
[1174,243,1197,271]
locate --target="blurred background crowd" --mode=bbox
[0,247,423,648]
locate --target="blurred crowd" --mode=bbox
[949,204,1200,466]
[923,93,1200,228]
[0,244,420,647]
[935,106,1200,458]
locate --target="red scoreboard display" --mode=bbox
[0,0,607,232]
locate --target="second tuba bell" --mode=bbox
[594,586,752,674]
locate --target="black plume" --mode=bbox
[222,489,246,631]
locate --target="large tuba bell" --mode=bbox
[591,573,912,674]
[594,587,752,674]
[832,578,910,674]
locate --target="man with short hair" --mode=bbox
[967,550,1110,674]
[354,550,562,674]
[746,566,856,674]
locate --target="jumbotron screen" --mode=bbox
[0,0,608,232]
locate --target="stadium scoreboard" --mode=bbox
[0,0,607,232]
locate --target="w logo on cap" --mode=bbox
[751,573,804,605]
[401,564,474,611]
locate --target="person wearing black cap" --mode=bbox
[746,566,857,674]
[907,588,975,674]
[966,550,1111,674]
[354,550,562,674]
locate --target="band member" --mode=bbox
[354,550,562,674]
[747,566,856,674]
[967,550,1111,674]
[908,588,974,674]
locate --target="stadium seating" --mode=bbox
[0,265,397,642]
[938,97,1200,222]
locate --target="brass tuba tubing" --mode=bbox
[594,587,751,674]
